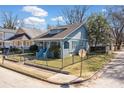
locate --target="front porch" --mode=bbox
[35,40,64,59]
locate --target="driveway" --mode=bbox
[0,67,60,88]
[75,50,124,88]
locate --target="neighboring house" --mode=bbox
[0,28,16,48]
[34,23,89,58]
[7,28,43,49]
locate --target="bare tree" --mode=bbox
[61,6,89,24]
[108,6,124,50]
[0,11,19,29]
[18,19,25,28]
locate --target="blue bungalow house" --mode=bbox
[34,23,89,59]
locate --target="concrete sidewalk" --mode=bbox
[0,60,83,85]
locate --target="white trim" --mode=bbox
[63,23,84,39]
[33,38,63,41]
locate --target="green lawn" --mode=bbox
[63,53,114,78]
[30,53,114,78]
[30,55,81,69]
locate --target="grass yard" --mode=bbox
[6,55,24,62]
[63,53,114,78]
[30,55,81,69]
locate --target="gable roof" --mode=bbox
[17,28,43,38]
[34,23,84,41]
[7,28,44,41]
[8,33,31,40]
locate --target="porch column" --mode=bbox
[3,32,5,48]
[45,41,50,66]
[60,40,64,69]
[21,40,24,53]
[43,41,44,48]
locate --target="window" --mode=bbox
[64,41,69,49]
[72,41,78,49]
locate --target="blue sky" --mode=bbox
[0,5,107,29]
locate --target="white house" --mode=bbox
[7,28,43,49]
[0,28,16,48]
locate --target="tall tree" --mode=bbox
[107,6,124,50]
[0,11,19,29]
[61,6,89,24]
[87,14,111,47]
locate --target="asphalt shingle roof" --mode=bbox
[34,23,83,40]
[8,28,43,41]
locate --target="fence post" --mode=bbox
[72,54,74,64]
[80,57,83,77]
[60,41,64,69]
[2,55,5,64]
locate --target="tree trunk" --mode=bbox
[117,42,122,50]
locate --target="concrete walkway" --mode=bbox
[76,50,124,88]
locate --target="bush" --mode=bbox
[29,44,38,53]
[90,46,106,53]
[9,47,22,54]
[49,44,60,58]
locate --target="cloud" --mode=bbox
[51,16,64,22]
[23,17,46,25]
[22,6,48,17]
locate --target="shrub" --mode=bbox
[49,44,60,58]
[9,47,22,54]
[29,44,38,53]
[90,46,106,53]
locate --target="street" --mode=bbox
[0,67,60,88]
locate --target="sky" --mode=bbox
[0,5,107,30]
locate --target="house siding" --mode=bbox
[63,25,88,57]
[0,32,15,48]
